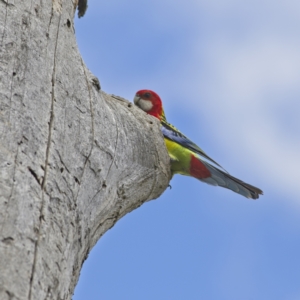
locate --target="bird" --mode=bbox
[133,89,263,199]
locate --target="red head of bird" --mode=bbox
[134,89,166,121]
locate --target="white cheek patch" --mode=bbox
[138,99,153,112]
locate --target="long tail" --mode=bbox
[196,159,263,199]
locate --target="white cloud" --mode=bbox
[187,35,300,202]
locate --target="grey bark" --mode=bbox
[0,1,171,299]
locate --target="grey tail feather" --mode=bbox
[200,163,263,200]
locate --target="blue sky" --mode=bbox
[73,0,300,299]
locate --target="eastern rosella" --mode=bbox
[134,89,263,199]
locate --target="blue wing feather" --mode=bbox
[161,121,227,172]
[161,121,262,199]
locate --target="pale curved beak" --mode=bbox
[133,95,141,106]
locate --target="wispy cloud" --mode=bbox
[181,13,300,203]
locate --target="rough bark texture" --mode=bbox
[0,1,171,299]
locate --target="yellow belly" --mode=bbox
[164,138,192,176]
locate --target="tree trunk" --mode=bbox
[0,1,171,299]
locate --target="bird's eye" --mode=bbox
[144,92,151,98]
